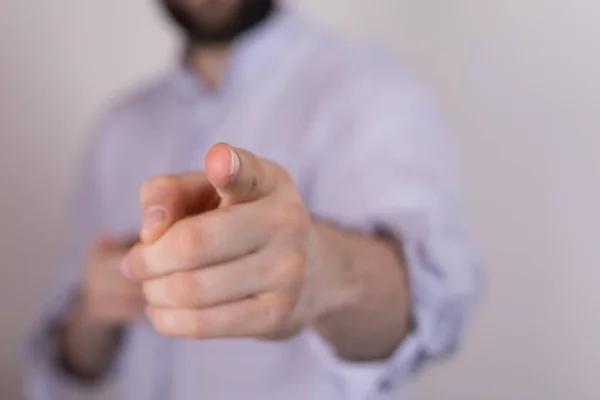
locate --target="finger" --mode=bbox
[99,278,143,299]
[142,251,280,308]
[145,292,295,339]
[205,143,281,205]
[140,172,220,244]
[122,204,271,281]
[89,297,146,323]
[94,234,139,251]
[90,265,143,299]
[91,236,139,275]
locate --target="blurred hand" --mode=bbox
[122,143,342,340]
[58,235,143,378]
[77,235,144,326]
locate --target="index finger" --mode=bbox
[205,143,281,206]
[139,172,220,244]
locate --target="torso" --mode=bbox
[93,12,407,400]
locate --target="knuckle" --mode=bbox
[266,295,295,331]
[172,225,202,262]
[186,315,206,338]
[274,249,306,286]
[141,175,179,199]
[166,272,198,306]
[270,203,309,234]
[152,310,204,338]
[288,248,308,269]
[149,310,172,335]
[283,203,306,225]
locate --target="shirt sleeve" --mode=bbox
[23,123,113,400]
[306,67,484,400]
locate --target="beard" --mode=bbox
[161,0,276,45]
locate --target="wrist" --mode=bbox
[57,292,124,375]
[309,222,412,361]
[310,223,363,322]
[56,315,124,383]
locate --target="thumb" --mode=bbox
[139,172,220,244]
[205,143,279,206]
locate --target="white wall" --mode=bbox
[1,0,599,399]
[0,1,176,397]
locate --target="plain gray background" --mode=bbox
[1,0,599,398]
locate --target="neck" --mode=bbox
[188,45,232,91]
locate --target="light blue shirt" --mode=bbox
[25,9,481,400]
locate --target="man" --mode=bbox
[26,1,481,399]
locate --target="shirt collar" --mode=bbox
[170,7,304,102]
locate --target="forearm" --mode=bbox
[312,222,412,362]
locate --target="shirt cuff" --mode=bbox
[23,284,107,399]
[306,329,418,400]
[24,297,95,400]
[305,219,479,399]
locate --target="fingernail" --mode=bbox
[229,148,240,176]
[142,206,168,233]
